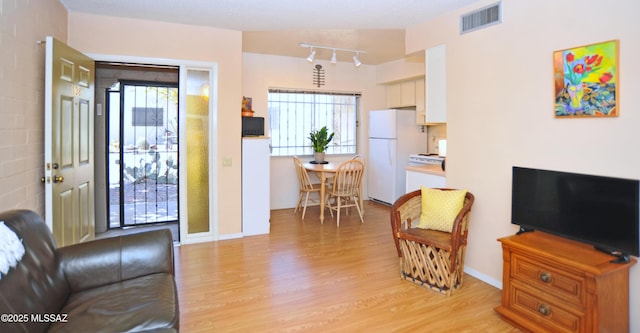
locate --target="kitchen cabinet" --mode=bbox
[400,81,416,106]
[495,231,636,333]
[386,83,402,108]
[425,44,446,123]
[405,166,445,192]
[386,78,422,109]
[415,78,425,125]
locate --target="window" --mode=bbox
[268,89,359,156]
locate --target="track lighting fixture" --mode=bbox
[353,52,362,67]
[306,48,316,63]
[299,42,366,67]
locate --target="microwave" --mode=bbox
[242,117,264,137]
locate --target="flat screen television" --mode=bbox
[511,166,639,262]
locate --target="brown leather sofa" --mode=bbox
[0,210,179,332]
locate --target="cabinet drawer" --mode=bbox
[511,253,585,307]
[509,280,585,333]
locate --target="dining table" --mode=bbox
[303,160,364,224]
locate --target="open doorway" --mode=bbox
[94,60,217,244]
[96,63,180,241]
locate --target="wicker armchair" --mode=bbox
[390,189,475,296]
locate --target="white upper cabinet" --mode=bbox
[425,44,446,124]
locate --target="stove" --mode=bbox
[408,153,444,166]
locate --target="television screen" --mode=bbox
[511,167,639,258]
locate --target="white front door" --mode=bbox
[44,36,95,246]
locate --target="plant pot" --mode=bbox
[314,152,325,163]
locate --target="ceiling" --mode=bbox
[59,0,484,65]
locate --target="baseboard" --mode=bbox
[218,233,243,241]
[464,266,502,289]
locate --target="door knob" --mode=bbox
[53,175,64,183]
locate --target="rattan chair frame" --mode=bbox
[390,189,475,296]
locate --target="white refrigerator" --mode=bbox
[368,109,427,205]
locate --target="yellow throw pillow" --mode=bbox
[417,187,468,232]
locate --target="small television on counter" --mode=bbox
[511,166,639,262]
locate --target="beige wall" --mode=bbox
[241,52,385,210]
[407,0,640,329]
[0,0,68,214]
[67,13,243,236]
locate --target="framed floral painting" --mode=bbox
[553,40,619,117]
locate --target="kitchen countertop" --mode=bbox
[405,164,446,177]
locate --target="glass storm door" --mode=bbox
[107,81,179,227]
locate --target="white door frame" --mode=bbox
[88,53,219,244]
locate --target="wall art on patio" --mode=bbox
[554,39,619,117]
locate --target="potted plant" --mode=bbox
[308,126,334,163]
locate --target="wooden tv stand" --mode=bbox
[495,231,636,333]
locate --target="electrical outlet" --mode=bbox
[222,157,232,167]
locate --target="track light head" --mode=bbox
[306,48,316,63]
[353,53,362,67]
[330,50,337,64]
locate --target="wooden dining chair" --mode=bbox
[325,159,365,226]
[350,154,365,207]
[293,156,322,220]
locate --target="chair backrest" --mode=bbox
[351,154,365,167]
[330,159,365,196]
[293,156,316,191]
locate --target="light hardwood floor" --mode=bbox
[174,201,522,332]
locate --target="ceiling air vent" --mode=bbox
[460,2,502,34]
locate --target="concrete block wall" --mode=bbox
[0,0,67,214]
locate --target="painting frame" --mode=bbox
[553,39,619,118]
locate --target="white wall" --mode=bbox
[241,53,385,209]
[407,0,640,330]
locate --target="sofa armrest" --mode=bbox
[58,229,174,293]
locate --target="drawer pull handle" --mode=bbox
[538,304,551,316]
[539,272,552,283]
